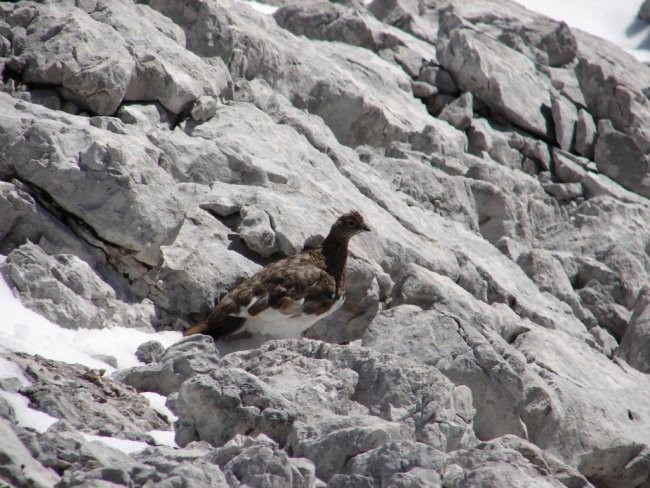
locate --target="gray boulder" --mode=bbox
[617,287,650,373]
[540,21,577,67]
[550,93,577,151]
[3,351,169,441]
[6,4,134,115]
[0,418,60,488]
[114,335,221,395]
[438,16,552,139]
[574,108,597,158]
[207,434,317,488]
[593,120,650,198]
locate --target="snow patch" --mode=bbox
[81,433,149,454]
[0,357,32,386]
[238,0,278,15]
[141,391,178,422]
[0,390,59,433]
[0,274,181,373]
[148,429,178,448]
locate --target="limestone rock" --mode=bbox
[114,335,221,396]
[617,287,650,372]
[551,93,577,151]
[552,149,588,184]
[542,182,584,202]
[6,4,134,115]
[2,0,650,484]
[0,418,60,488]
[438,19,552,139]
[438,92,473,130]
[1,243,111,330]
[594,120,650,198]
[135,340,165,365]
[540,21,577,67]
[2,351,169,440]
[574,108,597,158]
[0,94,185,261]
[207,435,317,488]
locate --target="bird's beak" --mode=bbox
[361,223,371,232]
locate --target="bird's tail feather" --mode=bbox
[183,321,208,337]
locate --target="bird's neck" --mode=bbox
[321,233,350,295]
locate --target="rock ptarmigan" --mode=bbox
[183,210,370,341]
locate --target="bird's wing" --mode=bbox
[187,262,337,340]
[246,263,338,318]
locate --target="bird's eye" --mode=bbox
[346,219,356,228]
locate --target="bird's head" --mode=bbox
[331,210,370,239]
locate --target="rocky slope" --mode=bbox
[1,0,650,486]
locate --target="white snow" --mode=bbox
[148,429,178,448]
[81,433,149,454]
[0,357,32,386]
[0,390,59,433]
[0,269,182,449]
[238,0,278,15]
[141,391,178,422]
[514,0,650,62]
[0,273,181,373]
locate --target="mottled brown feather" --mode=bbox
[184,211,369,340]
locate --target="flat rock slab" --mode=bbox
[438,21,552,139]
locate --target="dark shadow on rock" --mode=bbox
[625,17,650,38]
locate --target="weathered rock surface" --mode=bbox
[1,0,650,486]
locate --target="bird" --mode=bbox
[183,210,370,341]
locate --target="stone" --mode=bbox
[589,326,618,358]
[542,182,584,201]
[516,249,588,323]
[366,0,437,44]
[363,300,537,441]
[418,65,459,96]
[552,149,588,183]
[617,287,650,373]
[577,282,630,340]
[593,120,650,198]
[574,108,597,158]
[2,0,650,484]
[582,172,649,205]
[540,21,577,67]
[438,92,473,130]
[236,205,280,258]
[304,258,386,344]
[438,19,552,139]
[172,339,476,481]
[114,335,221,396]
[207,435,316,488]
[411,81,437,98]
[468,118,523,170]
[1,242,115,330]
[0,418,60,487]
[0,95,185,262]
[551,93,577,151]
[135,340,165,365]
[190,95,219,122]
[93,1,231,115]
[133,444,227,487]
[2,351,169,440]
[514,328,650,488]
[7,4,134,114]
[173,368,299,448]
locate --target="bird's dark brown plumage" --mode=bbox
[184,211,370,340]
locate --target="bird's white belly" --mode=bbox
[239,296,345,339]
